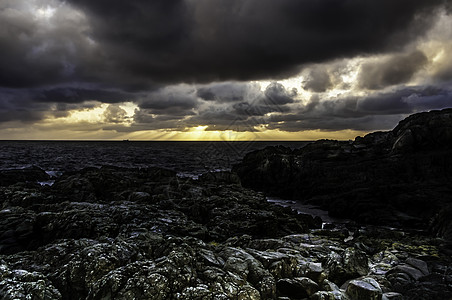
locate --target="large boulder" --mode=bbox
[345,277,382,300]
[324,248,370,285]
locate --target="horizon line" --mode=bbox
[0,139,323,142]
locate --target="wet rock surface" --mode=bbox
[0,165,451,299]
[234,109,452,232]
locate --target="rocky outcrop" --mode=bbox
[0,166,50,187]
[1,165,451,299]
[234,109,452,230]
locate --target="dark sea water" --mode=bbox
[0,141,309,178]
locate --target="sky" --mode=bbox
[0,0,451,141]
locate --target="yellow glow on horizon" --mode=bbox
[127,128,367,141]
[0,121,368,141]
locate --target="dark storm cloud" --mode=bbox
[127,81,298,131]
[137,86,199,117]
[359,50,429,90]
[232,102,278,117]
[0,88,55,123]
[197,82,260,102]
[222,82,296,118]
[0,86,125,123]
[1,0,442,90]
[265,86,452,132]
[0,0,451,135]
[0,0,100,88]
[263,83,296,106]
[197,83,294,125]
[35,88,134,104]
[302,69,334,93]
[185,108,263,132]
[266,114,404,132]
[180,0,447,82]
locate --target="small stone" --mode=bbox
[322,279,340,292]
[311,290,343,300]
[382,292,404,300]
[128,191,151,202]
[223,257,249,280]
[345,277,382,300]
[405,258,429,276]
[277,277,319,298]
[389,264,425,281]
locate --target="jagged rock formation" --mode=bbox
[0,165,451,299]
[234,109,452,232]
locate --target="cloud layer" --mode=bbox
[0,0,451,138]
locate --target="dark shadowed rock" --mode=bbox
[430,204,452,242]
[234,109,452,230]
[324,247,370,285]
[345,277,382,300]
[0,166,50,187]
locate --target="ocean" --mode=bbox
[0,141,309,178]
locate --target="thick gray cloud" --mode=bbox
[0,0,447,90]
[0,0,451,136]
[103,105,128,124]
[265,86,452,132]
[359,50,429,89]
[35,88,134,104]
[302,69,334,93]
[197,82,261,103]
[0,88,57,123]
[137,85,199,117]
[0,0,99,88]
[128,82,296,131]
[263,83,296,106]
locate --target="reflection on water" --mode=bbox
[267,197,347,225]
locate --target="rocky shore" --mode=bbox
[234,109,452,233]
[1,109,452,299]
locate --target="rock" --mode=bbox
[345,277,382,300]
[0,166,50,187]
[311,290,344,300]
[298,261,325,283]
[0,262,62,299]
[382,292,403,300]
[430,204,452,241]
[321,279,340,292]
[233,108,452,230]
[385,256,444,298]
[325,248,369,285]
[0,159,451,299]
[371,250,400,275]
[387,264,425,282]
[199,171,241,185]
[277,277,319,298]
[224,257,249,280]
[405,258,429,276]
[219,247,276,298]
[198,248,224,267]
[128,191,151,202]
